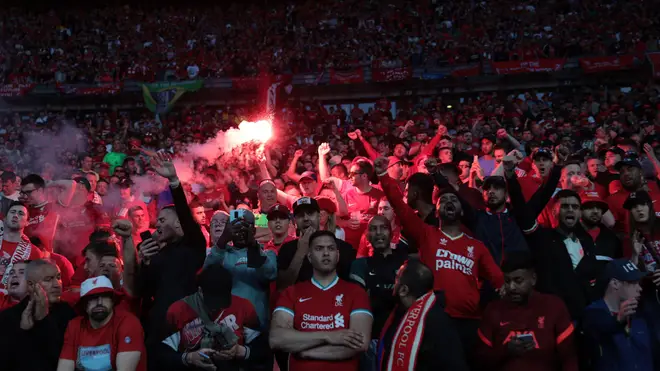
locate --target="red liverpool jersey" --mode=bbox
[477,291,578,371]
[163,295,259,351]
[380,175,504,319]
[274,277,372,371]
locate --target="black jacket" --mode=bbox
[380,292,469,371]
[141,182,207,339]
[507,172,600,319]
[0,299,76,371]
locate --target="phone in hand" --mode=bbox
[516,333,534,344]
[140,231,152,242]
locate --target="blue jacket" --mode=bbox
[583,299,654,371]
[204,245,277,329]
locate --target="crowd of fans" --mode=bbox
[1,79,660,371]
[2,0,660,84]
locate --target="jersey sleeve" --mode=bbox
[273,286,295,317]
[59,320,79,361]
[116,313,146,354]
[350,284,372,317]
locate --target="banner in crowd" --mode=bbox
[648,53,660,79]
[373,67,413,82]
[492,59,566,74]
[141,80,204,114]
[451,64,482,77]
[56,83,122,95]
[329,68,364,84]
[579,55,636,73]
[0,83,36,97]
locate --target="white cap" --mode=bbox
[80,276,115,299]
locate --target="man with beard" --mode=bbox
[403,172,438,227]
[0,259,76,371]
[378,259,468,371]
[377,157,503,357]
[205,209,277,331]
[20,174,59,253]
[0,260,29,311]
[579,192,622,275]
[57,275,146,371]
[537,161,587,228]
[277,197,356,290]
[477,252,578,371]
[607,157,660,234]
[0,202,44,293]
[507,184,600,320]
[190,200,211,247]
[270,231,373,371]
[349,216,408,371]
[157,263,267,371]
[129,205,155,245]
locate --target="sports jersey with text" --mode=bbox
[274,277,372,371]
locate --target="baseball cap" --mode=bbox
[74,177,92,192]
[77,276,119,311]
[482,176,507,190]
[580,191,608,212]
[604,259,646,282]
[316,197,337,214]
[615,157,642,171]
[387,156,403,168]
[292,197,320,215]
[533,147,554,161]
[481,135,496,144]
[300,171,317,182]
[623,190,653,210]
[606,147,625,157]
[267,204,290,220]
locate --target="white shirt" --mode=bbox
[2,191,19,201]
[563,237,584,269]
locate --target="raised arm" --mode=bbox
[151,153,206,251]
[112,220,139,297]
[526,164,561,218]
[318,143,332,182]
[416,122,447,159]
[357,132,381,161]
[428,165,477,231]
[504,162,539,235]
[285,149,304,183]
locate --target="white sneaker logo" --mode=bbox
[299,297,312,303]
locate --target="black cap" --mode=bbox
[482,176,507,190]
[532,147,553,161]
[623,190,653,210]
[267,204,290,220]
[615,157,642,171]
[74,177,92,192]
[604,259,646,282]
[481,135,496,144]
[606,147,625,157]
[198,263,233,310]
[292,197,320,215]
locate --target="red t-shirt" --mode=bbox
[274,277,372,371]
[60,310,147,371]
[0,240,43,293]
[199,187,232,221]
[342,187,385,249]
[164,295,258,351]
[25,202,59,252]
[477,292,577,371]
[0,292,19,311]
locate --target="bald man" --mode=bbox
[0,259,76,371]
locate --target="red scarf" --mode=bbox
[378,291,436,371]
